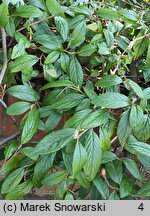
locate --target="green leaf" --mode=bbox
[65,192,74,200]
[117,109,132,144]
[45,110,62,133]
[4,141,18,160]
[125,79,144,98]
[92,93,131,109]
[41,80,74,90]
[125,135,150,157]
[11,39,30,59]
[21,108,40,144]
[105,160,123,184]
[78,44,97,57]
[5,180,33,200]
[109,192,120,200]
[1,168,24,194]
[93,176,109,199]
[60,53,70,72]
[120,175,133,198]
[137,154,150,171]
[46,0,65,18]
[135,114,150,142]
[5,180,32,200]
[55,181,67,200]
[143,87,150,99]
[100,128,110,151]
[34,128,76,155]
[34,34,62,50]
[123,158,142,180]
[96,75,122,88]
[44,51,60,64]
[9,54,39,73]
[83,130,102,181]
[54,16,69,41]
[64,109,92,129]
[129,105,144,132]
[7,102,31,116]
[0,3,9,27]
[101,151,117,164]
[32,153,56,187]
[72,141,87,177]
[118,9,139,21]
[133,30,149,58]
[69,57,83,87]
[16,5,43,18]
[81,109,109,129]
[138,181,150,196]
[76,172,90,188]
[43,64,57,78]
[51,93,85,110]
[146,42,150,65]
[5,17,15,37]
[96,8,121,20]
[98,42,110,55]
[21,147,39,161]
[42,170,68,186]
[68,21,86,48]
[104,30,114,48]
[8,85,39,102]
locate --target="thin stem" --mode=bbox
[0,28,7,85]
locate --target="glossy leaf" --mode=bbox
[46,0,65,18]
[81,109,109,129]
[9,54,38,73]
[32,153,56,187]
[125,135,150,157]
[138,181,150,196]
[64,109,92,129]
[34,128,76,155]
[78,44,97,57]
[42,80,74,90]
[21,108,40,144]
[105,160,123,184]
[54,16,69,41]
[83,130,102,181]
[100,128,111,151]
[7,102,31,116]
[123,158,142,180]
[44,51,60,64]
[72,141,87,177]
[96,75,122,88]
[69,57,83,87]
[8,85,40,102]
[117,109,132,144]
[5,180,32,200]
[68,21,86,48]
[92,93,131,109]
[97,8,121,20]
[42,170,68,186]
[93,176,109,199]
[120,175,133,198]
[16,5,43,18]
[51,93,85,109]
[0,3,9,27]
[1,168,24,194]
[129,105,144,132]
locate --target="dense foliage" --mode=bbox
[0,0,150,200]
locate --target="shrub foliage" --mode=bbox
[0,0,150,200]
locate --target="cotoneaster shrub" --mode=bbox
[0,0,150,200]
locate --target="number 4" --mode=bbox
[138,203,144,211]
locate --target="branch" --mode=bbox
[0,27,7,85]
[0,132,20,146]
